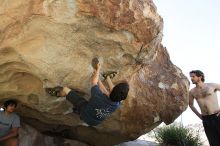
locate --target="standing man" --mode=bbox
[189,70,220,146]
[0,99,20,146]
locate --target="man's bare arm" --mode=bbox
[189,92,202,120]
[91,63,101,86]
[211,83,220,91]
[98,80,110,96]
[212,83,220,116]
[106,76,114,92]
[0,128,19,141]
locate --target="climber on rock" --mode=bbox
[45,58,129,126]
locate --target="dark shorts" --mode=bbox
[202,113,220,146]
[66,90,88,114]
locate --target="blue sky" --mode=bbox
[153,0,220,125]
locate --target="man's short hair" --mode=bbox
[190,70,205,82]
[110,82,129,102]
[3,99,18,108]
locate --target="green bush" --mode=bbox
[154,124,202,146]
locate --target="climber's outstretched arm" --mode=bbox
[91,63,101,86]
[106,76,114,92]
[98,80,110,96]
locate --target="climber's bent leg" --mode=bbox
[66,90,88,114]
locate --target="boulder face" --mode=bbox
[0,0,189,146]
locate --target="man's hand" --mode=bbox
[0,128,19,142]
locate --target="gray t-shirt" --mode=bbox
[0,111,20,137]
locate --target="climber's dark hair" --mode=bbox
[110,82,129,102]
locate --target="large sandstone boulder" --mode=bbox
[0,0,189,145]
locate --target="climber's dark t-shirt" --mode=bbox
[80,85,120,126]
